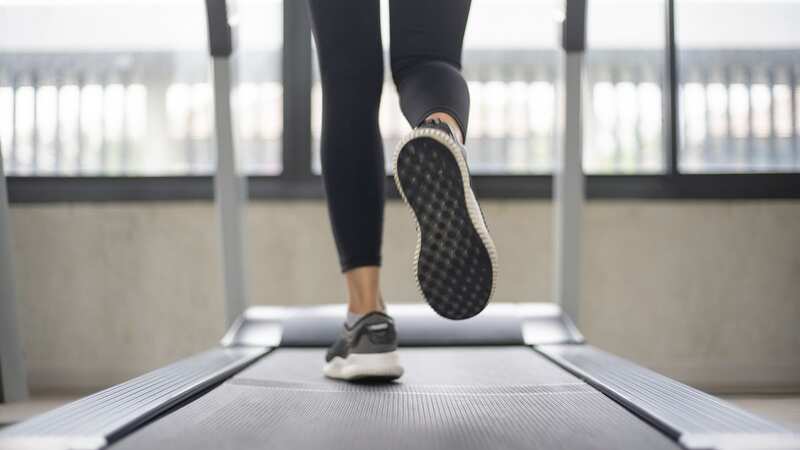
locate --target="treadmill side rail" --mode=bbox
[0,347,268,450]
[537,344,800,450]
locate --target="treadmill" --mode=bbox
[1,1,799,449]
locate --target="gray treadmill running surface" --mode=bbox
[110,347,680,450]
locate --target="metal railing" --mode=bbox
[1,49,798,176]
[679,49,800,172]
[0,51,282,176]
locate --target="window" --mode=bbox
[585,0,666,174]
[2,0,797,200]
[460,0,561,174]
[233,0,283,175]
[311,0,561,175]
[0,0,283,176]
[676,0,800,173]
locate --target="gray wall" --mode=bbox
[8,200,800,394]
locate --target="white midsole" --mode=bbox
[392,128,499,304]
[323,351,404,380]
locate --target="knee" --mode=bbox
[319,57,385,101]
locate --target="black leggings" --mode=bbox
[308,0,472,272]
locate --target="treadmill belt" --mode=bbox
[111,347,680,450]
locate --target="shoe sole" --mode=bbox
[393,128,498,320]
[323,351,404,381]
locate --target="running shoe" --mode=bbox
[324,311,403,381]
[393,119,497,320]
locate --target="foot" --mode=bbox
[393,119,497,320]
[323,311,404,381]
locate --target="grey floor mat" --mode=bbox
[111,347,680,450]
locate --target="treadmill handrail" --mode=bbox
[553,0,588,324]
[562,0,587,53]
[205,0,250,327]
[205,0,233,58]
[0,142,29,403]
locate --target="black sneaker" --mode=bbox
[324,311,403,381]
[393,119,497,320]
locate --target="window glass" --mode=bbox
[311,0,561,175]
[234,0,283,175]
[677,0,800,172]
[0,0,283,176]
[585,0,666,174]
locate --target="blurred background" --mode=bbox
[0,0,798,428]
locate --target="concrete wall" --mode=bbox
[8,200,800,394]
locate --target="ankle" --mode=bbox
[347,295,385,315]
[344,265,383,314]
[425,112,464,144]
[346,296,385,328]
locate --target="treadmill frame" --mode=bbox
[1,1,799,449]
[4,304,798,450]
[0,142,28,403]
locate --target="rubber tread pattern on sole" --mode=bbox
[395,136,494,320]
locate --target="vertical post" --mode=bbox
[282,0,312,179]
[32,74,39,174]
[664,0,680,174]
[791,65,798,168]
[205,0,249,327]
[554,0,587,324]
[0,143,29,403]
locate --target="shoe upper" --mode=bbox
[419,118,468,157]
[325,311,398,362]
[418,117,473,175]
[420,118,455,137]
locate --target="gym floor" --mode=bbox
[2,394,799,432]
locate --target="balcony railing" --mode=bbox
[1,49,798,176]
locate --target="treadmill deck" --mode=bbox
[110,347,679,450]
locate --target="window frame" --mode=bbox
[5,0,800,203]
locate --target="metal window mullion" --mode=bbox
[548,65,559,171]
[99,74,107,173]
[664,0,680,175]
[724,66,733,166]
[768,68,777,167]
[281,0,312,180]
[791,65,799,168]
[54,72,62,173]
[634,66,644,171]
[745,67,754,167]
[10,75,18,173]
[585,66,598,174]
[121,72,130,175]
[611,67,622,171]
[76,74,84,174]
[31,73,38,174]
[187,88,197,173]
[702,68,712,166]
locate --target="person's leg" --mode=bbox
[389,0,472,142]
[308,0,402,380]
[307,0,385,316]
[345,266,385,315]
[390,0,498,321]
